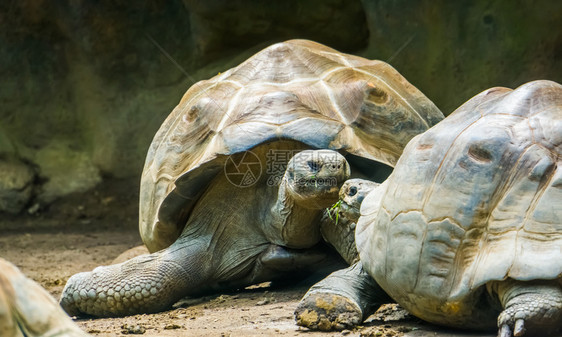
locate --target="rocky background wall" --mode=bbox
[1,0,560,213]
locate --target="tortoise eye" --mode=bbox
[468,144,493,163]
[348,186,358,197]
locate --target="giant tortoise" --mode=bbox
[296,80,562,337]
[60,39,443,317]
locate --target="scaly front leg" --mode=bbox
[60,238,211,317]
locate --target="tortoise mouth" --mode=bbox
[287,174,346,208]
[338,200,361,223]
[291,176,342,191]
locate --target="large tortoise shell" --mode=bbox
[357,80,562,327]
[140,39,443,252]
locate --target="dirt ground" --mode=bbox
[0,178,496,337]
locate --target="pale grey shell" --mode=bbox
[0,258,88,336]
[357,80,562,324]
[140,39,444,252]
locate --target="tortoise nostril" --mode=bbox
[307,161,321,172]
[348,186,358,197]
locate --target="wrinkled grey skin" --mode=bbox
[60,148,351,317]
[0,258,88,337]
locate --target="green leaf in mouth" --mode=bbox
[326,199,342,226]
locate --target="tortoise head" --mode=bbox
[285,149,351,209]
[337,178,380,223]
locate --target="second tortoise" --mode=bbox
[296,80,562,337]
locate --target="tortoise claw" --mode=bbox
[513,319,526,336]
[498,324,512,337]
[496,282,562,337]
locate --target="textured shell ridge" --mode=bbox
[351,67,429,128]
[417,92,533,217]
[144,78,236,179]
[452,138,560,297]
[440,93,560,294]
[225,40,344,84]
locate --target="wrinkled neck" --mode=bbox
[266,179,323,249]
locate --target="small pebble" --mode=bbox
[256,298,270,306]
[121,324,145,334]
[164,324,182,330]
